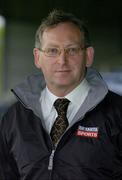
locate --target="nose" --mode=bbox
[57,49,67,65]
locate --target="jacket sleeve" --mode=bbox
[111,100,122,179]
[0,115,20,180]
[112,128,122,179]
[106,92,122,179]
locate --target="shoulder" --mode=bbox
[94,90,122,127]
[3,101,28,118]
[100,91,122,130]
[0,101,33,132]
[107,90,122,99]
[104,90,122,106]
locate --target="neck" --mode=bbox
[47,83,80,97]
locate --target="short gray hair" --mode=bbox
[35,9,91,49]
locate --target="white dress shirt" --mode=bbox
[40,79,90,133]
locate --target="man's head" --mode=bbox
[33,9,94,96]
[35,9,91,49]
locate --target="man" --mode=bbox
[0,9,122,180]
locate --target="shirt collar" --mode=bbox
[40,78,90,114]
[65,78,90,106]
[45,87,59,110]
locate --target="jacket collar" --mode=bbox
[12,68,108,120]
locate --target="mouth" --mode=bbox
[54,70,71,77]
[55,70,71,73]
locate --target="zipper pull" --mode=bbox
[48,149,55,170]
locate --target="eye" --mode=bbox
[46,48,59,55]
[67,47,80,55]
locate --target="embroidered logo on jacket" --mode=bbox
[76,126,99,138]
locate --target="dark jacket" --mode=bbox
[0,68,122,180]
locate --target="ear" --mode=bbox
[33,48,41,69]
[85,46,94,67]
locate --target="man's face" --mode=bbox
[34,22,94,95]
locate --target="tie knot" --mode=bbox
[54,98,70,115]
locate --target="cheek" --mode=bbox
[72,60,87,77]
[41,61,54,75]
[73,58,86,69]
[38,56,49,69]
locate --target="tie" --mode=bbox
[50,98,70,145]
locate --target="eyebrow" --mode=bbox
[45,43,81,48]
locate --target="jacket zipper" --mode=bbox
[48,149,55,170]
[47,119,84,171]
[47,123,76,172]
[47,127,71,171]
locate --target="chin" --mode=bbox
[55,80,74,88]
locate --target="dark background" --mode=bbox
[0,0,122,116]
[1,0,122,25]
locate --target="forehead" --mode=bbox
[41,22,84,47]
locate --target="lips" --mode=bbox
[55,70,70,73]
